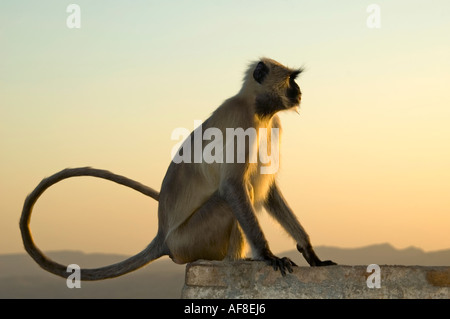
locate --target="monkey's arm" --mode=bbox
[264,183,336,267]
[220,178,295,276]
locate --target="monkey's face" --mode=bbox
[285,70,302,108]
[253,60,303,118]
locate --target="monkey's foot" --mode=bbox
[313,260,337,266]
[297,244,337,267]
[263,255,297,276]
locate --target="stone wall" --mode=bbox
[181,260,449,299]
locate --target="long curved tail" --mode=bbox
[20,167,165,281]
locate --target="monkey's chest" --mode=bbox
[246,162,277,206]
[246,127,279,205]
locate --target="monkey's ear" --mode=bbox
[253,61,269,84]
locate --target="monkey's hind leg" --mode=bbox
[224,222,245,261]
[166,192,241,264]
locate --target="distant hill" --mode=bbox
[1,243,448,299]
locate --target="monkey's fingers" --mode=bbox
[263,256,280,274]
[264,256,295,277]
[285,257,298,267]
[280,257,296,273]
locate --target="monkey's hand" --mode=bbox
[297,244,337,267]
[261,251,297,276]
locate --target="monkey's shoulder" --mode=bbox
[208,96,255,128]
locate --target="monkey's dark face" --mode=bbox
[253,61,303,118]
[286,71,302,107]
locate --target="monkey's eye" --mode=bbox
[288,75,296,84]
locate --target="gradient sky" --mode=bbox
[1,1,449,257]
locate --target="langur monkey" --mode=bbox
[20,58,336,280]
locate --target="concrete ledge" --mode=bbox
[181,260,449,299]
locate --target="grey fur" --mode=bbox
[20,58,335,281]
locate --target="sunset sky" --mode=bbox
[1,1,449,259]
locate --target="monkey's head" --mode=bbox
[244,58,303,119]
